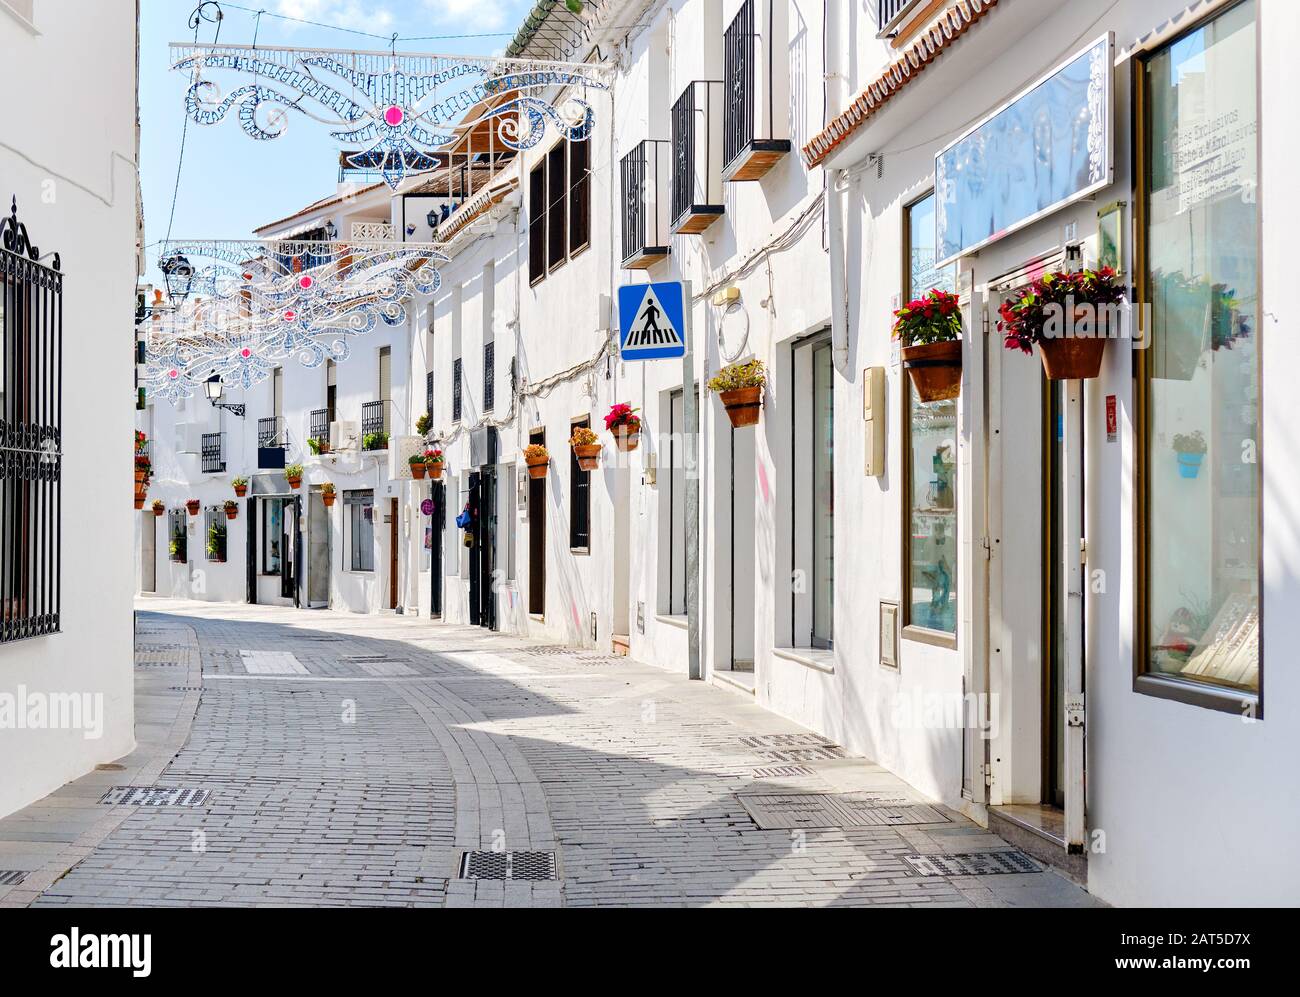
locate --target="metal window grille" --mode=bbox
[452,357,463,422]
[309,407,329,443]
[361,400,385,439]
[204,507,227,563]
[200,432,226,473]
[257,415,284,448]
[723,0,756,169]
[671,82,724,226]
[671,88,695,224]
[425,370,434,422]
[483,341,495,412]
[1,197,62,643]
[569,419,590,549]
[620,140,671,265]
[877,0,922,37]
[167,509,187,564]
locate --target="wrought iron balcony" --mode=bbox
[310,408,330,451]
[483,341,495,413]
[671,80,725,235]
[620,140,671,270]
[200,432,226,474]
[722,0,792,182]
[361,400,387,448]
[257,416,285,448]
[452,358,463,422]
[876,0,926,38]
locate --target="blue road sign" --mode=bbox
[618,281,686,360]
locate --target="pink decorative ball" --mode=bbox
[384,105,404,127]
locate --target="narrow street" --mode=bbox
[0,600,1098,908]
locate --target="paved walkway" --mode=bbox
[0,599,1101,907]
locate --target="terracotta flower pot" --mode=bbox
[525,455,548,480]
[613,425,640,452]
[134,497,146,510]
[410,461,427,479]
[1039,333,1107,380]
[134,469,148,486]
[186,501,200,516]
[901,340,963,402]
[225,508,238,520]
[234,484,247,497]
[719,386,762,428]
[153,506,165,517]
[428,462,444,480]
[322,492,336,507]
[287,475,302,490]
[574,443,601,471]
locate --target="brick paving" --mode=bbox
[0,599,1102,908]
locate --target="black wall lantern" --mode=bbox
[204,375,246,417]
[160,253,194,304]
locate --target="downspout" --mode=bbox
[823,0,850,371]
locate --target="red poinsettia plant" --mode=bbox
[999,267,1125,354]
[423,448,444,465]
[604,403,641,432]
[892,289,962,346]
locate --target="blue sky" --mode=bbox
[140,0,535,284]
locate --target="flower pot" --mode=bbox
[574,443,601,471]
[428,462,444,480]
[901,340,963,402]
[1038,328,1108,380]
[287,475,302,490]
[234,484,247,497]
[134,496,146,510]
[153,507,165,517]
[1176,452,1204,479]
[525,456,549,480]
[719,386,762,428]
[134,469,148,486]
[410,461,427,479]
[225,508,238,520]
[186,501,200,516]
[613,425,641,452]
[322,492,336,508]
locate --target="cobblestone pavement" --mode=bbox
[0,599,1102,908]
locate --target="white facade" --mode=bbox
[0,0,139,818]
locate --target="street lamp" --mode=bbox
[160,253,194,304]
[205,375,246,417]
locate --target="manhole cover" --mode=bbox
[738,793,950,829]
[458,850,557,881]
[99,786,211,807]
[354,661,416,677]
[0,870,26,886]
[903,851,1041,876]
[239,650,308,675]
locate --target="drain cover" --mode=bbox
[99,786,211,807]
[738,733,846,762]
[458,850,557,881]
[0,870,26,886]
[904,851,1041,876]
[738,793,950,829]
[752,764,817,779]
[167,685,203,692]
[239,650,308,675]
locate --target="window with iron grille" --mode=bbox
[569,417,590,550]
[483,341,495,412]
[204,507,227,563]
[1,197,62,643]
[310,408,329,446]
[361,400,385,448]
[201,432,226,474]
[671,87,695,223]
[167,509,187,564]
[425,370,434,422]
[723,0,755,170]
[452,357,463,422]
[258,416,284,448]
[528,139,592,284]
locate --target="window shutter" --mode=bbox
[547,143,568,270]
[569,138,590,252]
[528,163,547,282]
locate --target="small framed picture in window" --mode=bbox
[880,600,900,670]
[1097,200,1125,275]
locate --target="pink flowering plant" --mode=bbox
[892,289,962,346]
[604,403,641,432]
[999,266,1125,354]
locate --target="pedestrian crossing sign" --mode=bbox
[618,281,686,360]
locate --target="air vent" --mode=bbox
[458,850,557,881]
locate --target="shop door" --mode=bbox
[430,481,443,617]
[527,429,546,618]
[140,512,156,593]
[468,471,482,626]
[388,497,398,610]
[479,465,497,630]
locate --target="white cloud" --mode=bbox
[273,0,396,35]
[419,0,533,35]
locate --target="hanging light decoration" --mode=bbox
[159,253,195,304]
[169,42,613,188]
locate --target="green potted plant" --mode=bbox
[416,412,432,436]
[232,476,248,498]
[894,288,963,402]
[321,482,336,507]
[570,426,601,470]
[707,359,765,428]
[605,403,642,452]
[999,266,1125,379]
[169,531,187,563]
[1173,431,1207,479]
[223,499,239,520]
[206,520,227,562]
[151,499,165,517]
[185,498,201,516]
[307,436,329,455]
[409,451,428,479]
[363,430,389,451]
[425,448,445,480]
[285,463,304,489]
[523,443,549,479]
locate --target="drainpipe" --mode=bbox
[823,0,850,371]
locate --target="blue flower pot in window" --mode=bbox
[1177,451,1204,479]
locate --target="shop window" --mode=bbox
[1138,0,1259,710]
[344,490,375,573]
[902,192,958,640]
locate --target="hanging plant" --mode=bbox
[152,499,165,517]
[893,288,963,402]
[999,267,1125,379]
[425,448,445,480]
[285,463,304,489]
[321,482,337,507]
[605,403,642,452]
[1173,430,1207,479]
[186,498,201,516]
[571,426,601,471]
[232,476,249,497]
[708,359,765,428]
[523,443,549,479]
[223,499,239,520]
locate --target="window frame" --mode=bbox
[899,190,959,650]
[343,490,376,573]
[528,138,592,286]
[569,415,591,552]
[1132,0,1264,718]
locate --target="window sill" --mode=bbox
[902,625,957,650]
[1134,672,1261,720]
[772,646,835,675]
[570,546,590,556]
[655,613,688,631]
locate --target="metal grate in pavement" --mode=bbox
[738,733,835,749]
[0,870,26,886]
[239,650,308,675]
[752,764,817,779]
[738,733,847,762]
[167,685,203,692]
[99,786,211,807]
[904,851,1041,877]
[738,793,950,830]
[458,850,558,881]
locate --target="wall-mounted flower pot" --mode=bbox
[902,340,963,402]
[410,461,427,480]
[224,508,238,520]
[186,500,201,516]
[719,386,762,428]
[613,426,641,452]
[233,484,248,497]
[428,462,444,480]
[153,506,165,517]
[322,491,336,508]
[1177,452,1205,479]
[134,469,148,486]
[1039,331,1107,380]
[525,456,549,480]
[574,444,601,471]
[134,496,146,510]
[287,475,302,490]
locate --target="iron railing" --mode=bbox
[0,197,63,643]
[310,407,329,445]
[425,370,434,422]
[724,0,756,169]
[258,415,284,448]
[877,0,922,37]
[361,400,386,445]
[452,358,463,422]
[620,140,671,265]
[201,432,226,474]
[671,80,725,227]
[168,509,187,563]
[483,341,495,413]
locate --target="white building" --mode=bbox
[0,0,140,818]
